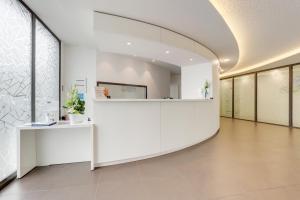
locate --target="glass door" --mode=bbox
[35,20,60,122]
[0,0,32,182]
[220,78,233,117]
[234,74,255,120]
[293,65,300,127]
[257,68,289,126]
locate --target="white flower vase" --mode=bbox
[69,114,84,125]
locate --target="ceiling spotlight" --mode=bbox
[221,58,230,63]
[127,42,132,46]
[189,58,193,61]
[165,50,170,54]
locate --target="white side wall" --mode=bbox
[97,53,171,99]
[36,128,90,166]
[181,63,213,99]
[212,63,220,126]
[61,44,97,117]
[170,74,181,99]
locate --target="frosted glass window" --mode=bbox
[0,0,31,181]
[234,74,255,120]
[257,68,289,125]
[293,65,300,127]
[35,20,60,122]
[220,78,233,117]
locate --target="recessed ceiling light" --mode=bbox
[221,58,230,62]
[127,42,132,46]
[189,58,193,61]
[165,50,170,54]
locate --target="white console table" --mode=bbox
[17,121,94,178]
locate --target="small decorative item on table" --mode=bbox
[104,87,109,98]
[64,86,86,124]
[94,86,107,99]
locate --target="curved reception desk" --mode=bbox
[92,99,219,167]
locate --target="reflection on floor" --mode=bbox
[1,118,300,200]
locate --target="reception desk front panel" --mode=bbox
[93,101,161,163]
[93,99,219,167]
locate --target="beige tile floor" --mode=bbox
[1,118,300,200]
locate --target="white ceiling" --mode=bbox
[211,0,300,77]
[23,0,300,76]
[23,0,239,70]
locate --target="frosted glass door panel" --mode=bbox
[35,20,60,122]
[220,78,232,117]
[234,74,255,120]
[293,65,300,127]
[257,68,289,125]
[0,0,31,181]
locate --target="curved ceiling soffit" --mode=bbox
[210,0,300,78]
[91,0,239,70]
[94,11,218,63]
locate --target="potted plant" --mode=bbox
[64,86,85,124]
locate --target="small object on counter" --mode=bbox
[104,87,109,97]
[95,86,107,99]
[24,122,57,127]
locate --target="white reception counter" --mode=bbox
[16,98,219,178]
[92,99,219,167]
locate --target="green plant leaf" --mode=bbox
[63,86,85,114]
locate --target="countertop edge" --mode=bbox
[93,98,213,102]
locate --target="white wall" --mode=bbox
[212,63,220,125]
[181,63,213,99]
[61,44,97,117]
[97,53,171,99]
[170,74,181,99]
[36,128,90,166]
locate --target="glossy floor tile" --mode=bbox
[1,118,300,200]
